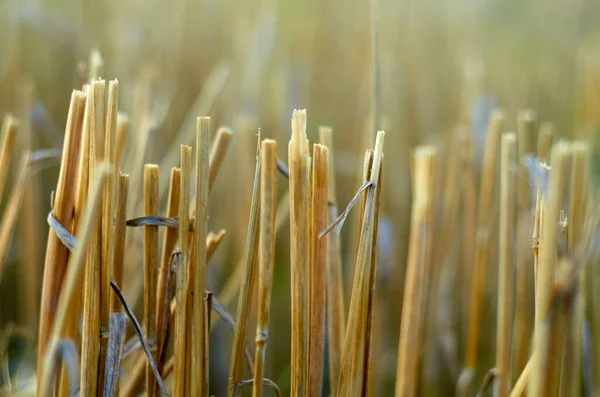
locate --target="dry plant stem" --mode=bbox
[512,113,537,382]
[252,139,278,397]
[57,86,92,397]
[528,141,571,397]
[154,168,181,396]
[494,133,517,397]
[0,115,18,206]
[228,138,262,396]
[173,146,190,397]
[559,141,590,397]
[288,109,311,396]
[338,131,385,397]
[208,126,233,192]
[532,124,553,321]
[191,117,210,396]
[0,154,31,277]
[319,127,345,396]
[38,164,110,396]
[116,114,129,168]
[98,79,118,394]
[395,146,436,397]
[338,151,373,397]
[460,110,504,389]
[307,144,329,397]
[37,90,87,387]
[111,174,129,312]
[81,80,106,396]
[144,164,160,396]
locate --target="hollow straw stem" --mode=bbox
[252,139,278,397]
[559,141,590,397]
[460,110,504,392]
[528,141,571,397]
[288,109,311,396]
[395,146,436,397]
[494,133,517,397]
[98,79,119,394]
[227,136,262,396]
[37,90,87,384]
[144,164,160,395]
[80,81,106,395]
[307,144,329,396]
[153,167,181,397]
[192,116,210,395]
[318,127,345,396]
[111,173,129,312]
[173,242,188,397]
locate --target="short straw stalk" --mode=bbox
[110,173,129,312]
[494,133,517,397]
[395,146,436,397]
[288,109,311,396]
[227,137,262,396]
[144,164,160,395]
[192,116,210,396]
[460,110,504,392]
[319,126,345,396]
[252,139,278,397]
[308,144,329,396]
[173,146,192,397]
[528,141,571,397]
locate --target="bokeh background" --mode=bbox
[1,0,600,395]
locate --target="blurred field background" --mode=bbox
[1,0,600,395]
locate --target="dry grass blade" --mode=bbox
[494,133,517,397]
[143,163,160,396]
[103,313,127,397]
[319,180,374,238]
[288,109,311,396]
[528,141,571,397]
[252,139,278,397]
[308,143,328,396]
[238,378,282,397]
[37,90,87,383]
[459,109,504,394]
[38,163,110,396]
[192,116,210,395]
[126,215,182,228]
[110,278,168,397]
[111,173,129,312]
[228,135,262,396]
[318,126,345,396]
[395,146,435,397]
[0,115,18,207]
